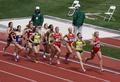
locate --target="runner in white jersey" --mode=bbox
[41,23,49,58]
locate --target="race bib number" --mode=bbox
[76,45,82,49]
[69,38,75,42]
[55,38,60,42]
[96,44,100,48]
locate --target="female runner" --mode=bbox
[43,24,54,60]
[14,25,23,62]
[41,23,49,58]
[3,22,14,53]
[22,21,34,59]
[85,31,103,71]
[63,27,75,63]
[72,32,86,72]
[49,27,62,64]
[29,27,41,63]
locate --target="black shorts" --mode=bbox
[76,50,83,53]
[42,38,47,45]
[33,43,39,46]
[16,41,22,45]
[7,38,13,43]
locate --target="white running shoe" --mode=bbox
[13,52,16,56]
[83,69,86,72]
[57,60,60,64]
[15,55,19,62]
[43,55,46,58]
[100,68,104,72]
[3,48,5,53]
[49,58,52,64]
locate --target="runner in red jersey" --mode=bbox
[49,27,62,64]
[22,21,34,59]
[3,22,14,53]
[85,31,103,71]
[63,27,75,63]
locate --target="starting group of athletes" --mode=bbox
[3,21,103,72]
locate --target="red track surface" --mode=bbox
[0,32,120,82]
[101,38,120,47]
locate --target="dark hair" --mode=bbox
[26,21,33,28]
[15,25,21,31]
[93,31,99,37]
[44,23,48,27]
[77,32,81,36]
[29,21,33,24]
[17,25,21,28]
[8,22,13,27]
[48,24,54,32]
[48,24,53,29]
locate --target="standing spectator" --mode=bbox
[72,4,85,35]
[31,6,44,29]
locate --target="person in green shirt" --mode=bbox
[31,6,44,29]
[72,4,85,35]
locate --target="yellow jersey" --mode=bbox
[33,32,41,44]
[73,39,86,51]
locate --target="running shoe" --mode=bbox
[15,54,19,62]
[57,60,60,64]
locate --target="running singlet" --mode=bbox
[26,29,33,38]
[92,37,100,53]
[66,33,75,46]
[52,33,62,47]
[7,32,16,42]
[16,32,22,44]
[16,35,22,44]
[93,37,100,48]
[33,32,41,44]
[73,39,86,51]
[47,31,54,44]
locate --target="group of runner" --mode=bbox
[2,21,103,72]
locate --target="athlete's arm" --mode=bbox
[29,34,34,43]
[82,40,86,46]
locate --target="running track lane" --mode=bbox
[0,44,106,82]
[0,71,36,82]
[1,32,120,47]
[0,53,105,82]
[60,45,120,73]
[101,38,120,47]
[1,41,120,73]
[0,43,120,82]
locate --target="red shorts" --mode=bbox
[92,47,100,54]
[67,42,72,47]
[53,42,61,48]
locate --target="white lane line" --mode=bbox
[0,51,110,82]
[40,49,120,75]
[0,40,119,74]
[38,50,120,75]
[113,37,120,40]
[103,55,120,62]
[61,57,120,75]
[0,40,120,75]
[101,42,120,48]
[0,57,73,82]
[84,50,120,62]
[33,58,110,82]
[0,41,119,74]
[0,40,120,62]
[0,69,37,82]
